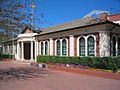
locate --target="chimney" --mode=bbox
[99,13,108,20]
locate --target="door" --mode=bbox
[24,42,31,59]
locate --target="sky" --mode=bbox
[32,0,120,28]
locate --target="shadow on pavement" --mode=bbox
[0,67,51,85]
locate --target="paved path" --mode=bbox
[0,61,120,90]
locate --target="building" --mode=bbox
[1,11,120,62]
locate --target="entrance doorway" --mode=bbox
[24,42,31,59]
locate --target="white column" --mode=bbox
[21,41,24,61]
[116,38,118,56]
[7,45,10,54]
[35,41,38,62]
[3,45,5,54]
[17,42,20,60]
[35,41,36,61]
[12,44,15,59]
[12,44,14,55]
[60,39,62,56]
[85,37,88,56]
[99,32,110,57]
[49,38,53,55]
[30,41,33,61]
[39,42,41,55]
[43,41,45,55]
[69,35,74,56]
[36,41,38,56]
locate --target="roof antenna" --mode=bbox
[83,10,110,18]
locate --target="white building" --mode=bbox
[1,13,120,62]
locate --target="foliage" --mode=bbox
[0,54,13,59]
[37,56,120,71]
[0,0,46,41]
[0,0,26,39]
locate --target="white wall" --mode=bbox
[113,20,120,25]
[99,32,110,57]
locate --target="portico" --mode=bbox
[16,28,37,61]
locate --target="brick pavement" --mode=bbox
[0,60,120,90]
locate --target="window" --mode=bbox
[79,37,85,56]
[45,41,48,55]
[41,42,43,55]
[87,36,95,56]
[112,36,116,56]
[62,39,67,55]
[56,40,61,55]
[118,37,120,56]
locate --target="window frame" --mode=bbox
[62,39,67,56]
[79,37,85,56]
[56,39,61,56]
[45,41,48,55]
[87,36,95,56]
[118,36,120,56]
[41,42,44,55]
[111,34,118,56]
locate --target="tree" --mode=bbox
[0,0,26,40]
[0,0,46,41]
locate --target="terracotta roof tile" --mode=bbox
[108,14,120,21]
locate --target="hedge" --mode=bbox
[37,55,120,71]
[0,54,13,60]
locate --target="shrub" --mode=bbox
[37,55,120,71]
[0,54,13,60]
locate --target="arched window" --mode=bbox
[56,40,61,55]
[87,36,95,56]
[79,37,85,56]
[45,41,48,55]
[113,36,116,56]
[62,39,67,55]
[118,37,120,56]
[41,42,43,55]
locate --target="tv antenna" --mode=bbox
[83,10,110,18]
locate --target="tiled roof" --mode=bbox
[108,14,120,21]
[39,17,99,35]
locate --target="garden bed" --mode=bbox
[47,63,120,80]
[0,54,13,61]
[37,56,120,71]
[37,56,120,79]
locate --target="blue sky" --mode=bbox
[32,0,120,28]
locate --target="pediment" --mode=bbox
[21,26,32,34]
